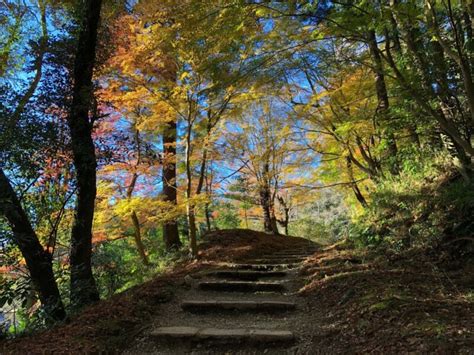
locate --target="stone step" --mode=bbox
[181,300,296,313]
[249,258,304,264]
[150,327,295,344]
[260,255,307,260]
[198,281,286,293]
[276,248,317,253]
[270,252,314,257]
[229,263,299,271]
[209,270,287,281]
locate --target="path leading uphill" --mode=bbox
[125,240,320,354]
[2,230,472,354]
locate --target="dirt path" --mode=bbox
[2,230,472,354]
[124,241,320,354]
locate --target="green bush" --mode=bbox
[351,153,474,253]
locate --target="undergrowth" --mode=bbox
[350,154,474,260]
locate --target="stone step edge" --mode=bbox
[198,281,286,292]
[246,259,305,264]
[257,256,307,260]
[268,254,313,257]
[181,300,296,311]
[210,270,287,277]
[150,327,295,342]
[228,263,299,269]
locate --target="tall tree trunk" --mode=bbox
[204,203,212,232]
[187,204,198,257]
[67,0,102,308]
[346,157,368,208]
[260,186,274,233]
[185,121,198,257]
[270,213,279,235]
[131,211,149,265]
[260,161,279,234]
[0,169,65,320]
[204,173,213,232]
[259,185,279,234]
[244,207,249,229]
[278,208,290,236]
[126,173,149,266]
[367,30,399,175]
[162,119,181,250]
[184,116,213,256]
[276,195,290,235]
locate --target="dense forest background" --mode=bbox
[1,0,473,337]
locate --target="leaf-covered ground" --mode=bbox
[1,230,473,353]
[300,242,474,353]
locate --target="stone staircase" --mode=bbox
[140,242,319,353]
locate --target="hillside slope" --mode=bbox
[1,229,473,353]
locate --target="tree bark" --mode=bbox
[259,163,279,234]
[346,157,368,208]
[260,186,274,233]
[131,211,149,266]
[0,169,65,320]
[184,117,198,257]
[204,203,212,232]
[367,30,399,175]
[126,172,149,266]
[162,119,181,250]
[67,0,102,308]
[204,172,213,232]
[276,195,290,235]
[187,203,198,257]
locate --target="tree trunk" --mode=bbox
[204,203,212,232]
[276,195,290,235]
[367,30,399,175]
[346,157,368,208]
[184,120,198,257]
[244,208,249,229]
[277,208,290,236]
[270,214,279,235]
[0,168,65,321]
[260,185,278,234]
[187,204,198,257]
[204,173,213,232]
[260,160,279,235]
[126,173,150,266]
[162,119,181,250]
[131,211,149,266]
[67,0,102,308]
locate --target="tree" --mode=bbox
[67,0,102,308]
[105,0,261,256]
[0,0,66,320]
[323,1,474,169]
[225,99,299,234]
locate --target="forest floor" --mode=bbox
[1,229,473,354]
